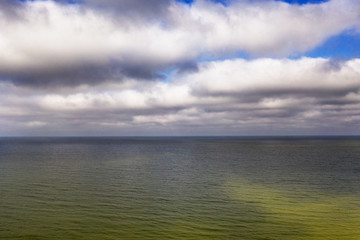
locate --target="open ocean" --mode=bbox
[0,137,360,240]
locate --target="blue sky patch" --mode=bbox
[306,30,360,59]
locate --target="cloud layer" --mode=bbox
[1,58,360,135]
[1,0,360,86]
[0,0,359,135]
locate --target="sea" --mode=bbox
[0,137,359,240]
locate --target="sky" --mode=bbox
[0,0,360,136]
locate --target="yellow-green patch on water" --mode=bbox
[225,179,360,240]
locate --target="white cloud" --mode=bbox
[0,57,360,135]
[0,0,360,86]
[171,0,360,56]
[186,58,360,95]
[1,0,360,135]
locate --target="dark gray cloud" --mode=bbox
[1,61,166,88]
[0,58,200,88]
[85,0,171,17]
[2,64,118,88]
[0,0,23,19]
[54,0,172,21]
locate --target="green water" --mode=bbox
[0,137,360,239]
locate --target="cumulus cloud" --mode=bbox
[1,57,360,135]
[0,0,360,87]
[187,57,360,97]
[1,0,360,135]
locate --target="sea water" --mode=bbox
[0,137,360,239]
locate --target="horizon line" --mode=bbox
[1,135,360,138]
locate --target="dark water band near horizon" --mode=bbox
[0,137,360,239]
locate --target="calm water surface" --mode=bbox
[0,137,360,239]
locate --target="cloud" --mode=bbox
[1,57,360,136]
[186,57,360,98]
[1,0,360,136]
[0,0,360,87]
[80,0,172,19]
[0,0,24,19]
